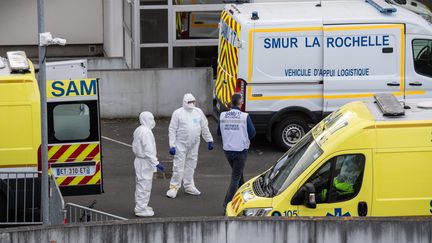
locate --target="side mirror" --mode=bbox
[291,182,316,209]
[304,183,317,209]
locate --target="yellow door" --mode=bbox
[295,150,372,217]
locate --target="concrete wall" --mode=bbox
[88,68,213,118]
[0,217,431,243]
[0,0,103,45]
[88,58,128,70]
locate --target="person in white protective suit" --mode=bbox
[166,93,214,198]
[132,111,165,217]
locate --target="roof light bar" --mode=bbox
[366,0,397,14]
[6,51,30,73]
[374,93,404,116]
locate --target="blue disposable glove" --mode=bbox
[156,163,165,172]
[208,142,214,150]
[169,147,176,155]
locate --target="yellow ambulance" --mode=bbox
[226,94,432,217]
[0,51,103,196]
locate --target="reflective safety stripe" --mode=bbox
[48,143,102,187]
[216,11,241,107]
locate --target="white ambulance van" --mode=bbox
[215,0,432,150]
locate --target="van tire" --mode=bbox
[273,116,309,151]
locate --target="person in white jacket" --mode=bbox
[166,93,214,199]
[132,111,165,217]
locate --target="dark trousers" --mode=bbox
[223,150,247,208]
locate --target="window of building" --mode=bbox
[174,46,218,71]
[140,9,168,43]
[175,11,220,40]
[413,39,432,77]
[134,0,246,68]
[141,47,168,68]
[305,154,365,203]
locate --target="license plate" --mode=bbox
[53,166,95,177]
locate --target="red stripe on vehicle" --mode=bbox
[60,176,75,186]
[231,196,240,209]
[66,144,89,162]
[78,163,100,185]
[235,198,243,213]
[49,145,71,162]
[84,145,100,161]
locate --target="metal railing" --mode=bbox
[0,172,42,225]
[49,174,67,225]
[65,202,127,223]
[1,172,126,225]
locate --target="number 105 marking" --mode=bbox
[283,210,298,217]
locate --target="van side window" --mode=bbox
[413,39,432,77]
[305,154,365,204]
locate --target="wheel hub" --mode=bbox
[282,124,304,146]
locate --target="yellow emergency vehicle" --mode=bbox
[0,51,103,197]
[226,94,432,217]
[46,78,103,196]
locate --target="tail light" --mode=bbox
[235,78,247,111]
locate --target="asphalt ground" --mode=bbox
[66,117,285,219]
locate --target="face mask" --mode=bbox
[149,119,156,130]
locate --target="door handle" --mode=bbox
[358,201,368,217]
[387,82,400,86]
[409,82,423,86]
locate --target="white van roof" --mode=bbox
[227,0,432,35]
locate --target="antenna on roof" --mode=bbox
[366,0,397,14]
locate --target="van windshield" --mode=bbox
[267,133,323,196]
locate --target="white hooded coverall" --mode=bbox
[168,94,213,190]
[132,112,158,215]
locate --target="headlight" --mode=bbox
[242,190,255,202]
[241,208,272,217]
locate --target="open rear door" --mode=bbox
[323,24,405,113]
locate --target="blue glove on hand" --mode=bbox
[169,147,176,155]
[208,142,214,150]
[156,163,165,172]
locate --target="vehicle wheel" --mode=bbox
[273,116,309,151]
